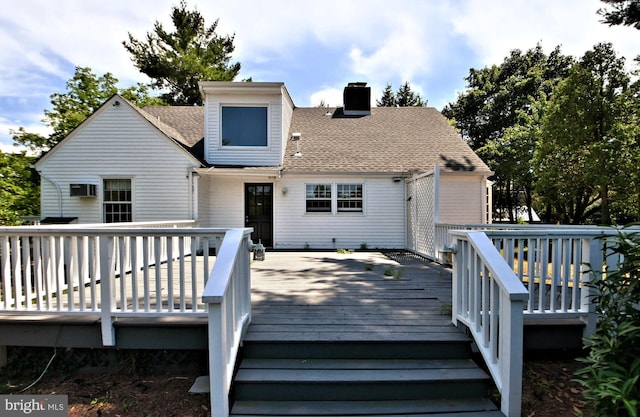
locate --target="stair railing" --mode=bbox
[202,228,253,417]
[451,230,528,417]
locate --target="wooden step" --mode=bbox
[241,340,473,360]
[231,398,502,416]
[233,358,491,402]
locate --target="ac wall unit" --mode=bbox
[70,183,97,197]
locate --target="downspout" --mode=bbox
[188,170,199,221]
[38,171,63,217]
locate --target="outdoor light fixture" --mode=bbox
[282,187,288,196]
[112,100,120,106]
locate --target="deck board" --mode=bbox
[247,251,461,343]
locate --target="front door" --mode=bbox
[245,183,273,248]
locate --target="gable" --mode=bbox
[35,95,203,170]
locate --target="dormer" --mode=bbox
[199,82,294,166]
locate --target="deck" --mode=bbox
[247,250,460,343]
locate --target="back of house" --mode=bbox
[34,81,493,249]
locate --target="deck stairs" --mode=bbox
[230,328,504,416]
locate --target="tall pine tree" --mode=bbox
[123,1,241,105]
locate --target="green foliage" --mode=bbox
[383,265,404,279]
[123,0,241,105]
[536,42,630,225]
[443,44,573,223]
[0,151,39,225]
[598,0,640,29]
[575,227,640,416]
[376,82,426,107]
[12,67,164,153]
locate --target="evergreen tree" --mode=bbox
[396,82,426,107]
[599,0,640,29]
[377,83,396,106]
[376,82,425,107]
[123,1,241,105]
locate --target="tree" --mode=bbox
[376,82,426,107]
[123,1,241,105]
[536,43,629,224]
[377,83,396,107]
[598,0,640,29]
[0,151,39,225]
[443,45,573,222]
[12,66,162,153]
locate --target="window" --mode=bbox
[306,184,332,212]
[337,184,363,212]
[306,183,364,214]
[221,106,268,146]
[103,179,132,223]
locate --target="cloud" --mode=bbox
[451,0,638,66]
[309,88,343,108]
[1,0,638,147]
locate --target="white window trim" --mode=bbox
[218,103,271,149]
[304,183,365,216]
[101,176,135,223]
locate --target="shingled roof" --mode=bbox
[282,107,492,175]
[139,106,205,162]
[133,103,490,175]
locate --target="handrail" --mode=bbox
[202,228,253,417]
[0,224,230,345]
[451,230,528,417]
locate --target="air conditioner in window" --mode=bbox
[70,183,97,197]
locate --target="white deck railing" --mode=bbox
[202,228,253,417]
[449,224,627,417]
[1,222,254,417]
[0,221,233,345]
[452,231,528,417]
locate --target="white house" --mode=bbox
[34,81,493,249]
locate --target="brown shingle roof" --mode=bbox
[136,103,490,174]
[283,107,492,174]
[141,106,204,148]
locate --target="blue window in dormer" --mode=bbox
[221,106,268,146]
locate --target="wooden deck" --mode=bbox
[247,251,461,343]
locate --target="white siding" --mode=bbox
[281,92,294,161]
[205,176,247,228]
[204,93,285,166]
[438,174,487,224]
[275,175,406,249]
[36,101,200,223]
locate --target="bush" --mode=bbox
[575,227,640,417]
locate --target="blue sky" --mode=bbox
[0,0,637,153]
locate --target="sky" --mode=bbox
[0,0,638,153]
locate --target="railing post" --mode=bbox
[580,237,602,339]
[500,295,524,417]
[99,235,117,346]
[208,302,229,417]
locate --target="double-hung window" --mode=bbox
[306,184,332,212]
[221,106,268,147]
[337,184,363,212]
[103,179,132,223]
[306,183,364,214]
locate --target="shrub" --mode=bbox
[575,227,640,417]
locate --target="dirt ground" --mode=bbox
[1,356,592,417]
